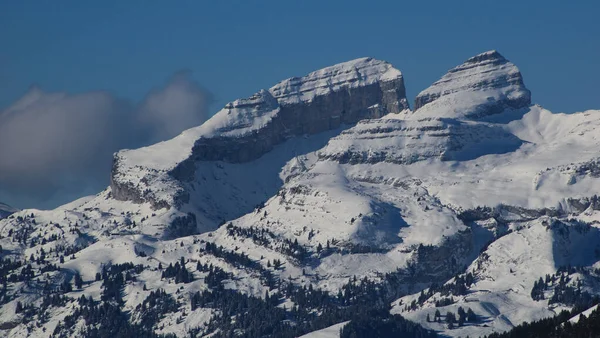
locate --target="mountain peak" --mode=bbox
[268,57,405,106]
[413,50,531,119]
[464,49,504,63]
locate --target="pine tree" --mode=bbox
[458,306,466,323]
[467,308,476,322]
[74,273,83,289]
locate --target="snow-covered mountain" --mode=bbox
[412,50,531,120]
[110,57,408,237]
[2,51,600,338]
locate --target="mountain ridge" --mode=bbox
[1,50,600,338]
[109,56,409,235]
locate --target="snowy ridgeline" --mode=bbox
[2,50,600,338]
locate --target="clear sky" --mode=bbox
[0,0,599,209]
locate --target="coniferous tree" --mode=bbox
[466,308,476,322]
[74,273,83,289]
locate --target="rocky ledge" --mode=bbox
[318,117,523,165]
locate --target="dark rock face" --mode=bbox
[409,230,473,283]
[414,50,531,119]
[109,157,173,210]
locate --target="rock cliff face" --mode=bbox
[413,50,531,119]
[110,57,409,209]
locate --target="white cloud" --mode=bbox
[139,71,213,141]
[0,73,213,209]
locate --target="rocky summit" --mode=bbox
[2,51,600,338]
[413,50,531,119]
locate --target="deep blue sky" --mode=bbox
[1,0,599,114]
